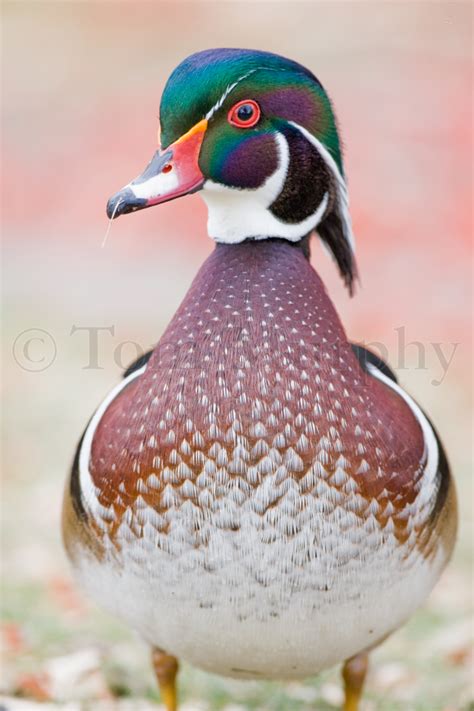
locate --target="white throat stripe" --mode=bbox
[201,131,329,244]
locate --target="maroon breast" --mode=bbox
[89,240,424,543]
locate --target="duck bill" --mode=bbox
[106,119,207,219]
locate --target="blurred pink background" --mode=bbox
[2,2,472,708]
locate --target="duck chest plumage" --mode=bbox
[63,48,456,709]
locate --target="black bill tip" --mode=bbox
[106,188,148,220]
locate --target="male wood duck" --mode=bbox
[63,49,457,710]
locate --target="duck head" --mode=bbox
[107,48,357,292]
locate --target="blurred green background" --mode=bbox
[2,2,472,709]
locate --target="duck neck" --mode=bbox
[233,234,313,260]
[155,237,348,360]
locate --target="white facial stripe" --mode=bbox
[205,69,259,121]
[129,171,179,201]
[288,121,355,252]
[205,65,295,121]
[366,363,439,506]
[201,131,329,244]
[78,366,146,516]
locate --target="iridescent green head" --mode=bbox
[160,49,343,173]
[107,49,356,292]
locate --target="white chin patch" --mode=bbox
[200,132,328,244]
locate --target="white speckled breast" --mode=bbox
[66,241,455,679]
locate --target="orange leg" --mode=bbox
[151,648,179,711]
[342,652,369,711]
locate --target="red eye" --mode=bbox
[228,99,261,128]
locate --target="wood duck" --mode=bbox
[62,49,457,711]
